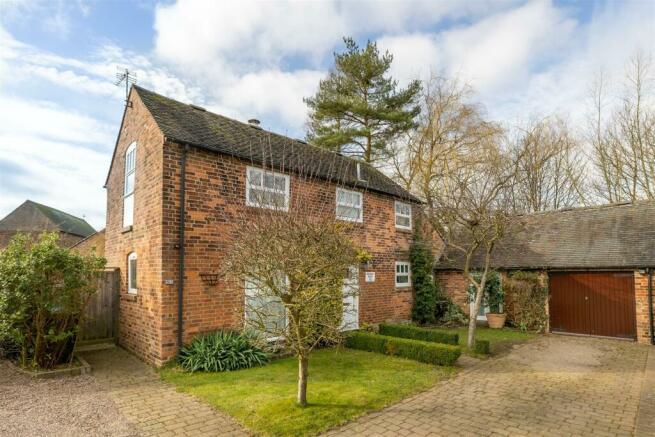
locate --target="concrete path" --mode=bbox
[82,348,247,437]
[326,335,652,437]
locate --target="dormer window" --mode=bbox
[246,166,290,211]
[123,142,136,227]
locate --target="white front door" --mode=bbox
[342,266,359,330]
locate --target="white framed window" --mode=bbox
[123,142,136,227]
[244,278,288,340]
[336,188,363,222]
[246,166,290,211]
[395,261,411,287]
[127,252,137,294]
[395,201,412,230]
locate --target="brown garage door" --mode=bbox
[549,272,636,339]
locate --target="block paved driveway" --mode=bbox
[326,335,654,437]
[82,348,247,437]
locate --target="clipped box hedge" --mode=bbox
[474,339,491,355]
[345,332,461,366]
[378,323,459,345]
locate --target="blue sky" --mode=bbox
[0,0,653,229]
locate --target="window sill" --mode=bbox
[122,294,137,302]
[121,225,133,234]
[395,227,412,233]
[395,286,412,292]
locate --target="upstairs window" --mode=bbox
[127,252,137,294]
[336,188,363,222]
[123,142,136,227]
[246,167,290,211]
[395,262,411,288]
[395,201,412,230]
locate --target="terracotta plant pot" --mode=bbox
[486,313,507,329]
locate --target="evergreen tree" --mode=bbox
[305,37,421,165]
[410,223,438,325]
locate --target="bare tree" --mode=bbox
[394,76,517,348]
[225,160,362,407]
[509,116,587,212]
[590,53,655,202]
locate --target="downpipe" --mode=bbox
[177,144,189,352]
[648,268,654,346]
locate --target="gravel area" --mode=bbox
[0,359,139,437]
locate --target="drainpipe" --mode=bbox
[648,268,654,346]
[178,144,189,352]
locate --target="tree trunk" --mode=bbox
[467,284,484,348]
[297,355,309,407]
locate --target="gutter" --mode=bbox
[648,268,654,346]
[177,144,189,352]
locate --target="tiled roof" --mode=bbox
[436,200,655,270]
[0,200,96,237]
[133,85,420,202]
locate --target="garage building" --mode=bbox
[435,201,655,344]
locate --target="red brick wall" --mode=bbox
[71,230,105,256]
[435,270,469,312]
[106,93,418,365]
[156,144,417,363]
[635,271,653,344]
[104,89,167,364]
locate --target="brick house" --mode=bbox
[104,86,422,365]
[0,200,96,249]
[435,201,655,345]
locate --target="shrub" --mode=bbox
[0,233,105,369]
[435,294,469,327]
[504,271,548,332]
[467,271,503,313]
[410,224,438,324]
[345,332,461,366]
[378,323,459,345]
[178,330,269,372]
[473,340,490,355]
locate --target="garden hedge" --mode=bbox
[474,339,491,355]
[345,332,461,366]
[378,323,459,345]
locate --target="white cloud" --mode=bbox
[0,97,113,228]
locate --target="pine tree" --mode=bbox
[304,37,421,165]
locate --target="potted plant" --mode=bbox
[485,272,506,329]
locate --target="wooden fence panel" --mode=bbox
[80,268,119,341]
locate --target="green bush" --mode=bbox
[378,323,459,345]
[0,233,105,369]
[504,271,548,332]
[410,224,438,324]
[345,332,461,366]
[473,340,490,355]
[178,330,269,372]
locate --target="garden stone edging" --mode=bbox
[12,355,92,379]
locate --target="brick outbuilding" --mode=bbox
[104,86,422,365]
[436,202,655,345]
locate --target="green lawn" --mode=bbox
[448,326,536,355]
[160,348,454,436]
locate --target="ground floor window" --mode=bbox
[244,279,287,340]
[127,252,137,294]
[395,262,411,287]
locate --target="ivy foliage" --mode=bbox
[0,233,106,369]
[410,225,438,325]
